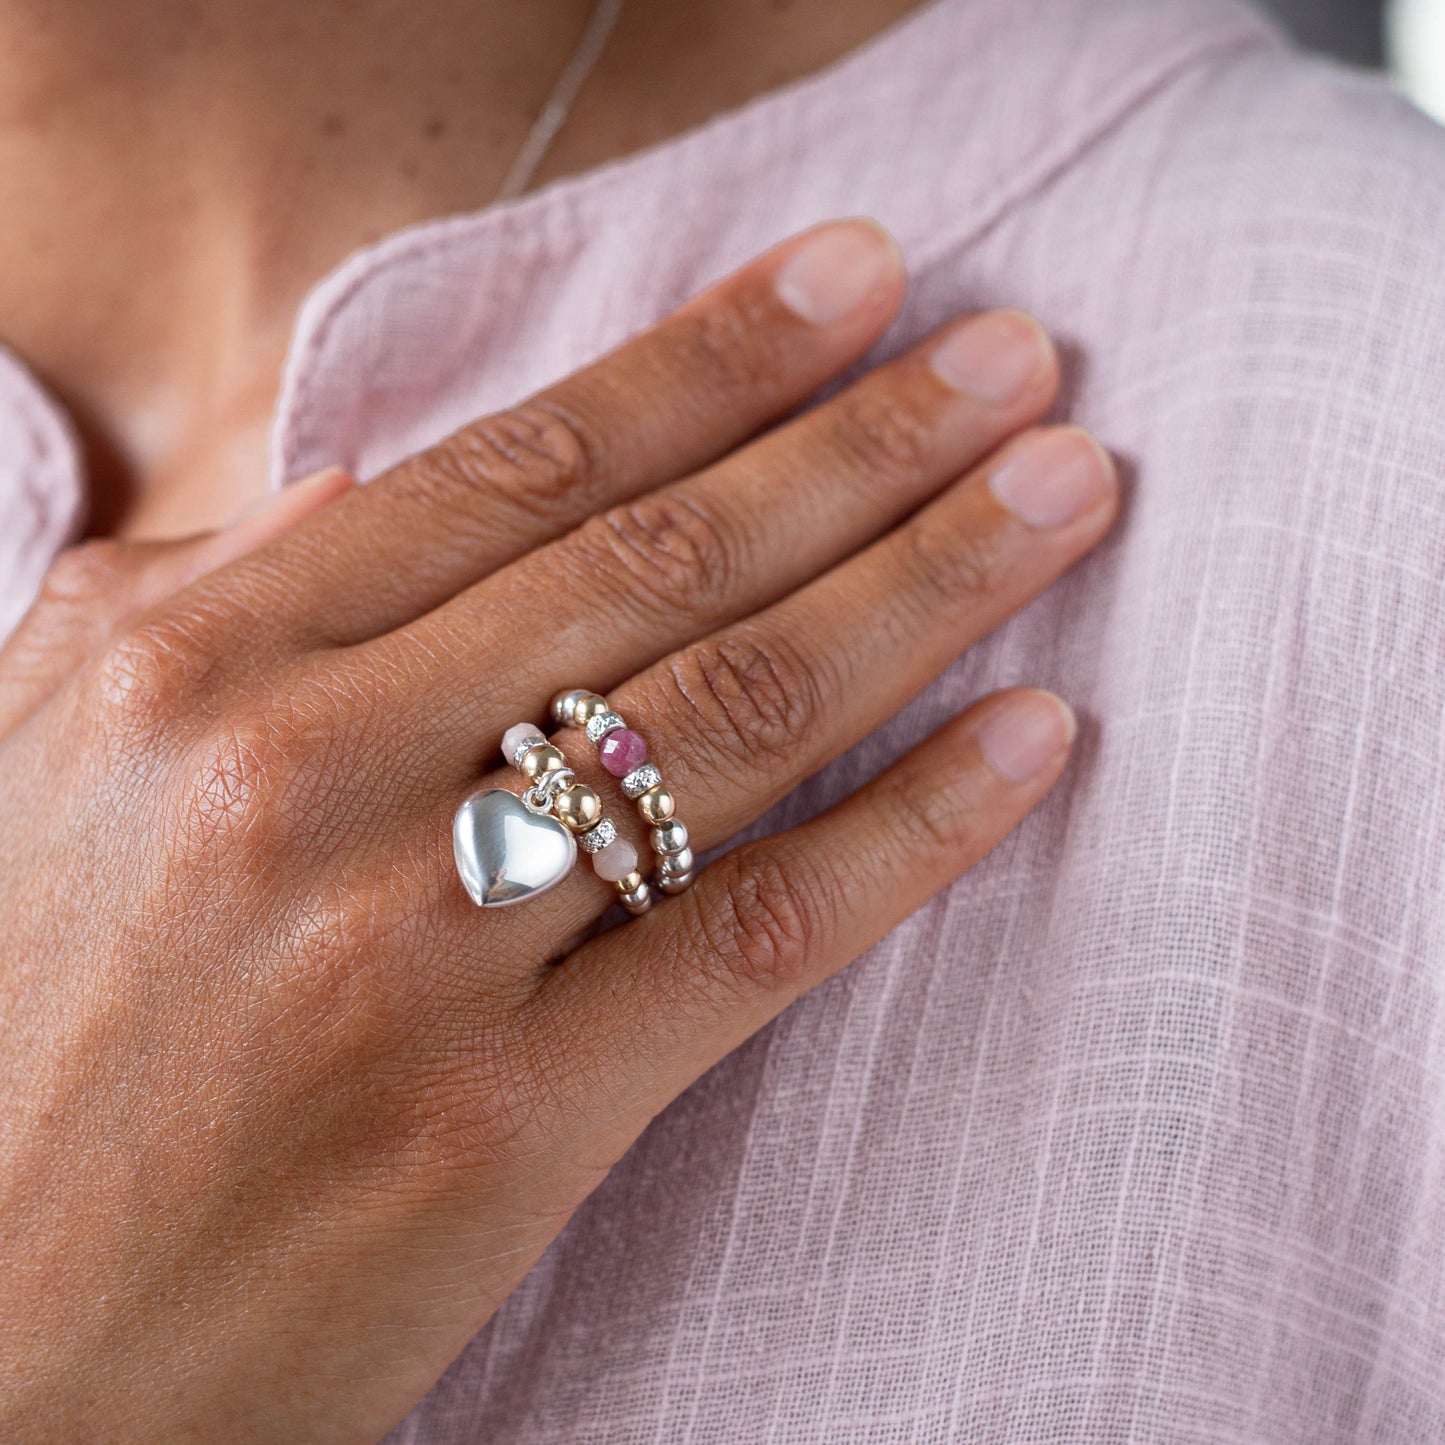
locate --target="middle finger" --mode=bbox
[374,305,1060,765]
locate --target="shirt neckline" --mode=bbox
[0,0,1282,617]
[270,0,1279,488]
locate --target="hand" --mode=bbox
[0,219,1117,1442]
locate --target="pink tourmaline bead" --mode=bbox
[592,836,639,883]
[599,728,648,777]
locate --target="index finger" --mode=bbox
[246,219,906,650]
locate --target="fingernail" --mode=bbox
[988,429,1113,531]
[977,691,1076,784]
[929,310,1052,405]
[774,220,901,327]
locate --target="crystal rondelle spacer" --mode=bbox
[621,763,662,799]
[577,817,618,854]
[585,710,627,745]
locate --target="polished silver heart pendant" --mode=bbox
[452,787,577,907]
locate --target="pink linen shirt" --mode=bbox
[6,0,1445,1438]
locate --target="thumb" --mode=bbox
[0,466,355,737]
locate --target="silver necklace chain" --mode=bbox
[494,0,628,206]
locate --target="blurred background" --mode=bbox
[1260,0,1445,117]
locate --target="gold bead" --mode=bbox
[619,881,652,915]
[574,693,610,726]
[616,869,645,894]
[554,784,602,834]
[519,744,566,780]
[636,783,675,824]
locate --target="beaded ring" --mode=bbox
[550,689,696,897]
[499,723,654,916]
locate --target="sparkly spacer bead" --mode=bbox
[658,847,694,877]
[591,836,638,883]
[520,744,567,780]
[585,710,627,745]
[551,689,590,727]
[621,764,662,799]
[636,783,675,824]
[577,818,618,854]
[574,694,610,726]
[650,819,690,856]
[600,729,648,778]
[502,723,547,768]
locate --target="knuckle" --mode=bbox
[908,769,987,856]
[184,715,296,857]
[88,612,222,740]
[665,292,788,404]
[174,706,325,872]
[36,540,129,616]
[402,400,600,528]
[689,850,828,998]
[575,490,738,619]
[828,386,935,483]
[902,516,1002,608]
[662,627,828,776]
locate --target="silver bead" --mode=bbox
[585,710,627,745]
[658,847,694,877]
[621,763,662,799]
[551,689,590,727]
[619,881,653,915]
[658,870,694,896]
[650,819,690,856]
[577,817,618,854]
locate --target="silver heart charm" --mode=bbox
[453,787,577,907]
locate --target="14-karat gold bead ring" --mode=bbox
[551,687,697,898]
[450,689,695,916]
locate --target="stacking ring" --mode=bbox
[551,689,697,896]
[452,727,653,914]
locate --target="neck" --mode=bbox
[0,0,925,537]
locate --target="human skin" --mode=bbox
[0,0,930,537]
[0,2,1120,1437]
[0,218,1119,1440]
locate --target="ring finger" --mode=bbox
[472,422,1117,952]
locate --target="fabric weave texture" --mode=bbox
[3,0,1445,1438]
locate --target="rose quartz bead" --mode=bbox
[591,836,639,883]
[599,728,648,777]
[501,722,545,765]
